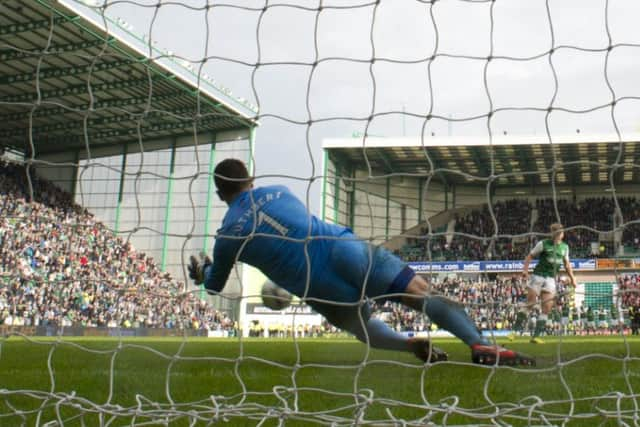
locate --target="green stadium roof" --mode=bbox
[0,0,257,157]
[323,134,640,187]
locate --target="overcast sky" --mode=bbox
[85,0,640,213]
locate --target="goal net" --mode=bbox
[2,0,640,425]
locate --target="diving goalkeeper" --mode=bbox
[188,159,534,366]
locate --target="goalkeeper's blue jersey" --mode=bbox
[204,185,410,304]
[203,185,350,298]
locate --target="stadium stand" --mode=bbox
[374,276,629,337]
[0,160,235,334]
[620,274,640,309]
[375,277,527,333]
[621,198,640,255]
[534,198,607,258]
[397,196,640,262]
[451,199,533,261]
[1,158,637,338]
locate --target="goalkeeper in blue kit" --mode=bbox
[188,159,534,366]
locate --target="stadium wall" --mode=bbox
[34,132,252,316]
[33,151,78,196]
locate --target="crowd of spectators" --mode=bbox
[620,274,640,309]
[374,276,632,336]
[451,199,533,260]
[621,197,640,252]
[622,275,640,335]
[534,198,603,258]
[375,276,529,333]
[399,196,640,262]
[0,160,235,333]
[247,321,326,338]
[247,275,640,338]
[534,196,640,257]
[2,157,640,340]
[400,233,448,261]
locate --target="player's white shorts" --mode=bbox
[598,320,608,329]
[561,317,569,326]
[527,274,557,295]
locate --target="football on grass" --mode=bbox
[261,280,292,311]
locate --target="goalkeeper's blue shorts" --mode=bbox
[310,231,415,305]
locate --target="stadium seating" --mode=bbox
[375,276,630,336]
[397,196,640,262]
[0,160,234,333]
[620,274,640,308]
[621,197,640,254]
[1,159,637,337]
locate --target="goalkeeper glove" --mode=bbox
[188,252,212,285]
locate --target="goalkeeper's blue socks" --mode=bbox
[363,317,410,352]
[533,314,547,338]
[423,295,489,346]
[358,296,490,352]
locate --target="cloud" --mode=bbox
[101,0,640,215]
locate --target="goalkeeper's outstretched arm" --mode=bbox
[188,242,235,294]
[202,242,235,294]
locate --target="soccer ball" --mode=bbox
[261,280,292,311]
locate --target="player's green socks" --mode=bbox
[513,310,528,333]
[533,314,547,338]
[423,295,489,346]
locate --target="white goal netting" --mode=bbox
[2,0,640,425]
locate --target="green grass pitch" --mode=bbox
[1,336,640,426]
